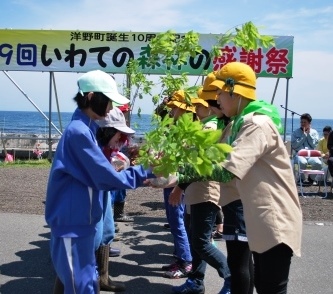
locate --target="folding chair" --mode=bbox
[325,166,333,193]
[297,149,328,198]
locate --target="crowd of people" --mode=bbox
[45,62,332,294]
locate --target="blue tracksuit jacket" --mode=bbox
[45,108,152,238]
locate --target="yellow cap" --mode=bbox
[198,71,219,101]
[191,97,208,107]
[210,62,256,100]
[166,90,196,113]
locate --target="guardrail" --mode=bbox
[0,134,60,160]
[0,134,146,160]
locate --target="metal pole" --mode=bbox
[282,78,290,142]
[52,72,63,133]
[2,71,62,135]
[126,73,131,126]
[280,104,300,147]
[271,78,280,104]
[48,72,53,162]
[291,112,294,134]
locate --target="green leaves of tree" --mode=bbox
[125,22,275,115]
[129,22,275,177]
[149,30,202,68]
[159,72,189,98]
[216,21,275,51]
[137,113,232,177]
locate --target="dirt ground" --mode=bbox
[1,167,333,222]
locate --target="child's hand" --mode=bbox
[168,186,183,206]
[145,174,178,188]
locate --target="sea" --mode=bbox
[1,110,333,141]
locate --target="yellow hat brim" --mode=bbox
[210,80,225,90]
[209,80,256,100]
[191,98,208,107]
[167,101,196,113]
[200,89,218,101]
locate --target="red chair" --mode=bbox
[297,149,328,198]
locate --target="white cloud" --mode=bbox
[261,6,333,51]
[40,0,193,32]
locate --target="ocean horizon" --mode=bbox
[1,110,333,141]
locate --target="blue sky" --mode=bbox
[1,0,333,120]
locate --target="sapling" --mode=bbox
[131,22,274,178]
[137,113,232,178]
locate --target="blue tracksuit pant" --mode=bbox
[163,187,192,263]
[50,234,98,293]
[94,191,115,251]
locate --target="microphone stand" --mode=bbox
[280,105,301,135]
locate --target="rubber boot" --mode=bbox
[95,244,126,292]
[113,202,134,222]
[53,276,64,294]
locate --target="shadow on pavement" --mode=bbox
[1,216,177,294]
[1,232,55,294]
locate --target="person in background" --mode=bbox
[112,186,133,222]
[196,72,228,241]
[212,210,224,241]
[111,103,135,223]
[171,62,302,294]
[291,113,321,184]
[155,96,173,230]
[169,72,253,294]
[93,106,137,292]
[160,90,194,279]
[316,126,332,163]
[326,130,333,178]
[170,92,231,294]
[199,71,254,294]
[4,152,14,162]
[316,125,332,183]
[151,98,171,230]
[46,70,154,294]
[155,96,171,120]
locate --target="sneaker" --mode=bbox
[172,279,205,294]
[162,261,179,271]
[109,247,121,257]
[212,230,223,241]
[114,214,134,222]
[164,263,192,279]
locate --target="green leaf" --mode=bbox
[194,131,208,141]
[214,143,233,154]
[201,129,222,145]
[194,160,213,176]
[205,146,221,161]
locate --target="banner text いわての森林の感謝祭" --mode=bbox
[0,29,293,78]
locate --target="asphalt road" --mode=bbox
[0,213,332,294]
